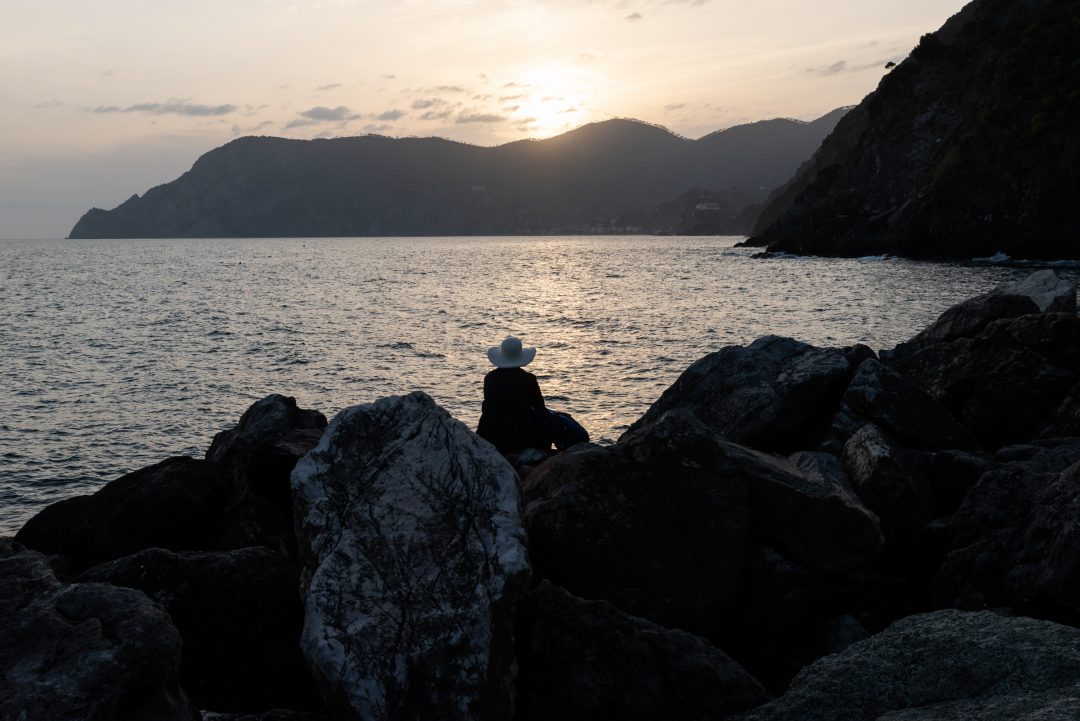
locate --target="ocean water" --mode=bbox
[1,235,1076,534]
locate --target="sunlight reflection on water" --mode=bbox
[1,235,1075,532]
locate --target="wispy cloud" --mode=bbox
[92,100,238,116]
[299,105,360,121]
[419,109,453,121]
[664,102,686,111]
[376,108,406,121]
[32,100,65,109]
[625,12,644,21]
[316,82,342,91]
[411,98,444,109]
[456,112,506,124]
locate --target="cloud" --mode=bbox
[363,123,392,133]
[664,102,686,111]
[32,100,65,109]
[499,94,526,102]
[625,12,643,21]
[502,82,529,89]
[419,110,453,121]
[92,100,238,116]
[316,82,342,91]
[429,85,467,93]
[411,98,444,109]
[298,105,360,121]
[578,52,605,62]
[503,104,520,112]
[231,120,275,134]
[381,74,397,79]
[376,108,406,121]
[560,107,579,113]
[456,112,506,124]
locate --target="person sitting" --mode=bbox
[476,336,551,454]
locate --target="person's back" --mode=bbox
[476,337,549,453]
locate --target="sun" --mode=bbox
[508,64,590,137]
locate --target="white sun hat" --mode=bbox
[487,336,536,368]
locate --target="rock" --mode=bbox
[887,313,1080,448]
[291,392,530,721]
[843,424,935,541]
[80,547,322,714]
[735,610,1080,721]
[933,439,1080,625]
[624,335,855,453]
[837,359,976,450]
[15,457,231,573]
[1040,381,1080,438]
[515,581,769,721]
[999,269,1077,313]
[914,448,992,518]
[206,394,327,557]
[201,713,329,721]
[0,538,198,721]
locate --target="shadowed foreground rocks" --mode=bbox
[7,269,1080,720]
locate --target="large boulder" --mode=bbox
[515,581,769,721]
[291,392,530,721]
[206,395,326,557]
[80,547,322,714]
[624,336,858,453]
[524,411,881,638]
[15,457,231,573]
[0,538,198,721]
[833,358,976,450]
[736,610,1080,721]
[886,313,1080,448]
[934,439,1080,625]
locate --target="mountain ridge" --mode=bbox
[68,111,845,239]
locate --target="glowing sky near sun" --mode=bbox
[0,0,969,238]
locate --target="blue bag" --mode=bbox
[543,409,590,450]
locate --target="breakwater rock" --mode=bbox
[5,270,1080,719]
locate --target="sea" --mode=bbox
[2,235,1077,534]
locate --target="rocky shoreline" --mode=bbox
[4,269,1080,720]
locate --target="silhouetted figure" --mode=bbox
[477,337,551,454]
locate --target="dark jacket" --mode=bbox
[477,367,549,453]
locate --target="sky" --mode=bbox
[0,0,970,239]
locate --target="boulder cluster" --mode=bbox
[4,269,1080,721]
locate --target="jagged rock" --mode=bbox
[934,439,1080,625]
[836,359,976,450]
[522,411,750,635]
[735,610,1080,721]
[15,457,230,573]
[80,547,322,714]
[206,394,327,557]
[843,424,934,541]
[886,313,1080,448]
[625,335,855,453]
[1040,381,1080,438]
[291,392,530,721]
[1000,269,1077,313]
[515,581,769,721]
[200,713,329,721]
[913,448,992,518]
[0,538,198,721]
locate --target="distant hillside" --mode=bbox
[68,111,846,239]
[748,0,1080,260]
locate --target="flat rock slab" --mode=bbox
[736,609,1080,721]
[0,538,197,721]
[291,392,530,721]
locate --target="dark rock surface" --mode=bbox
[749,0,1080,260]
[200,713,329,721]
[843,424,935,542]
[886,312,1080,448]
[14,457,231,573]
[625,335,855,453]
[291,391,530,721]
[934,440,1080,626]
[80,547,322,714]
[206,394,326,557]
[836,358,975,450]
[736,610,1080,721]
[0,538,198,721]
[68,112,845,239]
[515,581,769,721]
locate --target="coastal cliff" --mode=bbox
[67,112,845,239]
[5,270,1080,720]
[749,0,1080,260]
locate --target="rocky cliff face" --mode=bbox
[750,0,1080,260]
[67,112,844,239]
